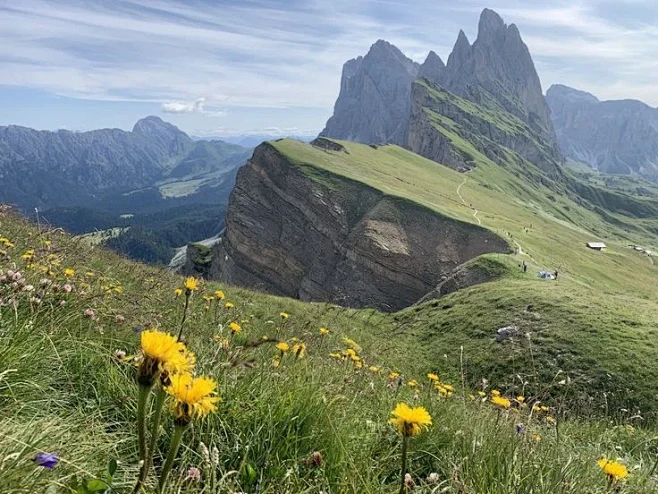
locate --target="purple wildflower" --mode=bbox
[516,424,526,435]
[33,452,58,469]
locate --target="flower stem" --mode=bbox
[398,436,409,494]
[158,424,188,492]
[133,384,153,494]
[147,389,167,467]
[177,293,190,341]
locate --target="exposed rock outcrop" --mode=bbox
[547,84,658,179]
[320,40,419,146]
[320,9,563,177]
[208,142,511,311]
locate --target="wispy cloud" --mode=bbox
[1,0,658,134]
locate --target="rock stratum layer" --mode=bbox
[207,140,510,311]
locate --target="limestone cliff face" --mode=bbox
[320,40,419,146]
[209,142,510,311]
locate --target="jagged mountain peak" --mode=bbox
[478,8,506,39]
[364,39,419,74]
[446,30,471,72]
[419,50,446,86]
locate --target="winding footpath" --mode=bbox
[457,177,482,226]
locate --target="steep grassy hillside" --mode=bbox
[3,208,658,493]
[264,138,658,415]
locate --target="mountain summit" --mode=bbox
[547,84,658,178]
[321,9,562,176]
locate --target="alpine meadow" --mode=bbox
[3,4,658,494]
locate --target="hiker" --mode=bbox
[554,270,558,279]
[522,261,527,273]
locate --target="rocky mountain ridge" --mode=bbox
[547,84,658,180]
[321,8,562,177]
[193,139,511,311]
[0,117,250,211]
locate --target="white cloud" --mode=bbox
[162,98,206,113]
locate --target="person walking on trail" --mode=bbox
[554,270,558,279]
[522,261,527,273]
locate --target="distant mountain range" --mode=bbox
[321,9,563,178]
[192,134,314,148]
[0,116,251,211]
[547,85,658,181]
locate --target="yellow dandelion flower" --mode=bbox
[279,312,289,320]
[114,286,123,294]
[276,342,290,353]
[532,404,542,413]
[225,302,235,309]
[477,391,486,397]
[343,337,361,351]
[329,352,343,359]
[272,358,280,368]
[540,406,549,412]
[319,328,330,336]
[516,395,525,403]
[229,322,242,334]
[389,372,400,380]
[491,390,501,397]
[137,329,190,386]
[532,433,542,442]
[165,373,219,424]
[369,366,381,373]
[345,348,357,358]
[597,459,628,481]
[215,290,225,300]
[184,277,199,292]
[64,268,75,277]
[427,373,439,382]
[86,271,94,277]
[442,384,454,392]
[389,403,432,437]
[174,288,183,297]
[292,342,306,358]
[407,379,418,388]
[491,395,511,409]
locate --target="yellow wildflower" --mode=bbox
[279,312,289,320]
[491,396,511,409]
[225,302,235,309]
[477,391,486,397]
[184,277,199,292]
[407,380,418,388]
[532,433,542,442]
[292,342,306,358]
[343,337,361,351]
[516,395,525,403]
[389,372,400,380]
[64,268,75,277]
[272,358,280,368]
[319,328,329,336]
[427,373,439,382]
[215,290,225,300]
[491,390,501,397]
[229,322,242,334]
[276,342,290,353]
[329,352,343,359]
[389,403,432,437]
[137,329,190,386]
[174,288,183,297]
[165,373,219,424]
[597,459,628,481]
[369,366,381,373]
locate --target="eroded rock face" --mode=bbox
[320,40,419,146]
[547,84,658,179]
[210,143,510,311]
[320,9,563,177]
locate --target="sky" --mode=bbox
[1,0,658,137]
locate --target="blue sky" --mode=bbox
[1,0,657,136]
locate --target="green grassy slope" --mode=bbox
[3,210,658,493]
[268,138,658,416]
